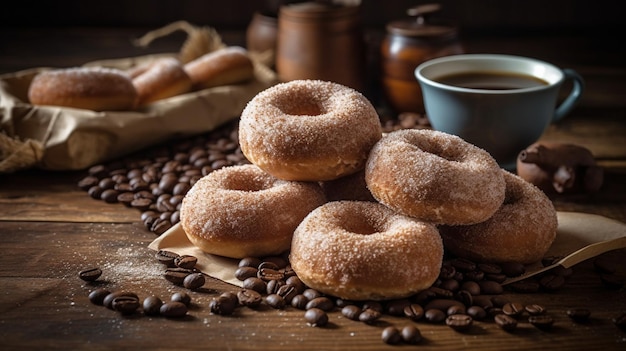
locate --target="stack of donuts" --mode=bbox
[27,46,255,111]
[179,79,558,301]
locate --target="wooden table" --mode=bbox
[1,27,625,350]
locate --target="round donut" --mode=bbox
[365,129,505,225]
[290,201,443,301]
[179,164,326,259]
[184,46,255,89]
[239,80,382,181]
[130,57,192,106]
[28,67,137,111]
[440,170,558,264]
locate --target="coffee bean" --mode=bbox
[403,304,424,321]
[306,297,334,312]
[183,272,205,290]
[502,302,525,317]
[455,290,473,307]
[342,305,362,321]
[88,185,104,199]
[265,294,286,309]
[381,326,402,345]
[160,301,188,318]
[103,291,138,310]
[238,257,262,268]
[427,286,454,299]
[242,277,266,294]
[359,308,382,324]
[78,176,99,190]
[451,258,477,272]
[277,284,298,302]
[478,280,503,294]
[472,295,494,310]
[174,255,198,269]
[210,294,238,315]
[88,288,111,305]
[304,308,328,327]
[490,296,509,308]
[291,294,309,310]
[401,325,422,344]
[566,308,591,323]
[425,299,465,313]
[385,299,411,316]
[112,296,140,315]
[155,250,179,266]
[478,263,502,275]
[362,301,384,313]
[143,296,163,316]
[529,315,554,331]
[424,309,446,323]
[461,281,481,295]
[525,304,547,316]
[466,306,487,321]
[302,289,323,301]
[171,292,191,306]
[447,304,467,316]
[266,279,284,295]
[164,267,194,285]
[494,314,518,331]
[439,263,456,280]
[237,289,263,308]
[100,189,119,203]
[446,314,473,331]
[464,270,485,282]
[78,267,102,282]
[285,276,305,294]
[539,274,565,291]
[439,279,460,292]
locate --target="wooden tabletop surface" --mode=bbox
[1,27,625,350]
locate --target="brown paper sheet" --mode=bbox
[0,53,277,172]
[148,211,626,288]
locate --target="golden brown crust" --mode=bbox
[239,80,382,181]
[365,129,505,225]
[290,201,443,300]
[27,67,137,111]
[440,170,558,264]
[131,57,193,106]
[179,164,326,259]
[183,46,254,89]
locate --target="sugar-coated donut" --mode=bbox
[28,67,137,111]
[131,57,193,106]
[239,80,382,181]
[180,164,326,259]
[365,129,505,225]
[440,170,558,264]
[290,201,443,300]
[184,46,255,89]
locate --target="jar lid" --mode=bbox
[386,4,458,39]
[281,1,360,19]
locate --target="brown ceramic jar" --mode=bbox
[246,11,279,55]
[381,4,464,114]
[276,1,366,92]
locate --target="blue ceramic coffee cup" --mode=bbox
[415,54,584,170]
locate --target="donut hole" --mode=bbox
[335,207,383,235]
[272,93,326,116]
[403,134,463,163]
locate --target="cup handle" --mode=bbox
[553,68,585,122]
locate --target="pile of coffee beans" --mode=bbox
[85,284,191,318]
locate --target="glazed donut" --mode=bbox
[239,80,382,181]
[179,164,326,259]
[28,67,137,111]
[130,57,193,106]
[183,46,255,89]
[290,201,443,300]
[365,129,505,225]
[440,170,558,264]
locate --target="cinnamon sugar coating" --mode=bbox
[440,170,558,264]
[239,80,382,181]
[290,201,443,301]
[365,129,505,225]
[180,164,326,258]
[131,57,192,105]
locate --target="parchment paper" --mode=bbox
[0,53,277,172]
[148,211,626,288]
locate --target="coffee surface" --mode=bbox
[436,71,549,90]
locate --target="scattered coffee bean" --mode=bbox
[478,263,502,275]
[277,284,298,302]
[291,294,309,310]
[446,314,473,332]
[183,272,205,290]
[381,326,402,345]
[237,289,263,308]
[539,274,566,291]
[242,277,266,294]
[478,280,503,295]
[78,267,102,282]
[404,304,424,321]
[238,257,262,268]
[103,291,138,310]
[266,279,284,295]
[164,267,195,285]
[362,301,384,313]
[466,306,487,321]
[494,314,518,331]
[342,305,362,321]
[386,299,411,316]
[235,266,258,281]
[155,250,179,266]
[529,315,554,331]
[567,308,591,323]
[265,294,286,309]
[174,255,197,269]
[171,292,191,306]
[302,289,323,301]
[447,304,467,316]
[502,302,525,317]
[304,308,328,327]
[112,295,140,315]
[424,309,446,323]
[160,301,188,318]
[401,325,422,344]
[451,258,477,272]
[143,296,163,316]
[359,308,382,324]
[88,288,111,305]
[306,297,334,312]
[209,293,238,315]
[525,304,547,316]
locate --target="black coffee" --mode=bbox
[436,71,549,90]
